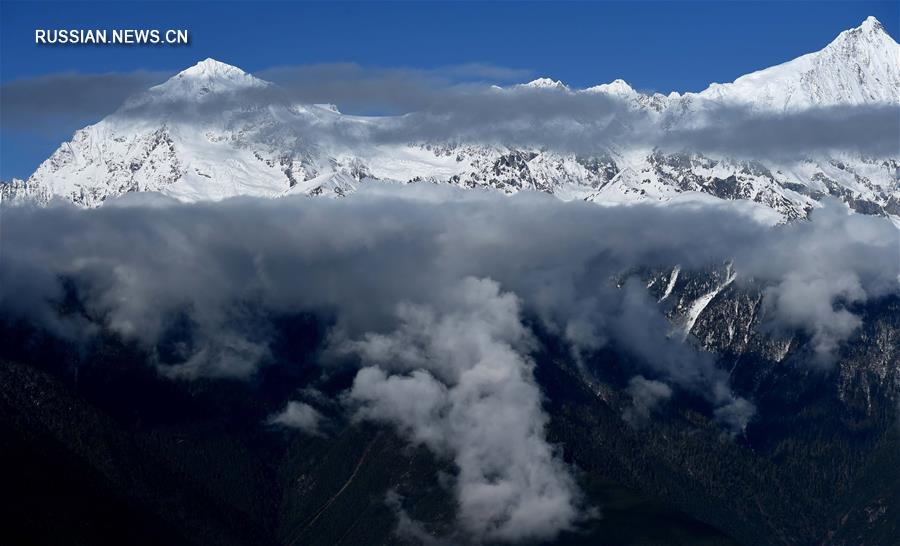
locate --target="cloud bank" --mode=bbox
[1,185,898,541]
[4,65,897,160]
[116,82,898,159]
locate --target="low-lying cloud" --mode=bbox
[342,278,578,541]
[655,103,900,159]
[1,185,898,541]
[624,375,673,426]
[266,400,325,436]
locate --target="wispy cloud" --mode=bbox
[5,64,896,159]
[0,70,171,132]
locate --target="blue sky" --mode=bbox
[1,1,897,179]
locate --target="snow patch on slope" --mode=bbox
[682,265,737,341]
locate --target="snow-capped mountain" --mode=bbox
[519,77,570,91]
[3,17,898,222]
[582,16,899,113]
[694,16,900,111]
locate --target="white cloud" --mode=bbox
[266,401,325,436]
[624,375,673,425]
[342,278,579,542]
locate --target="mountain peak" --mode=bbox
[179,58,248,79]
[829,15,894,48]
[585,79,637,97]
[147,58,268,99]
[521,77,569,90]
[696,16,899,110]
[860,15,884,33]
